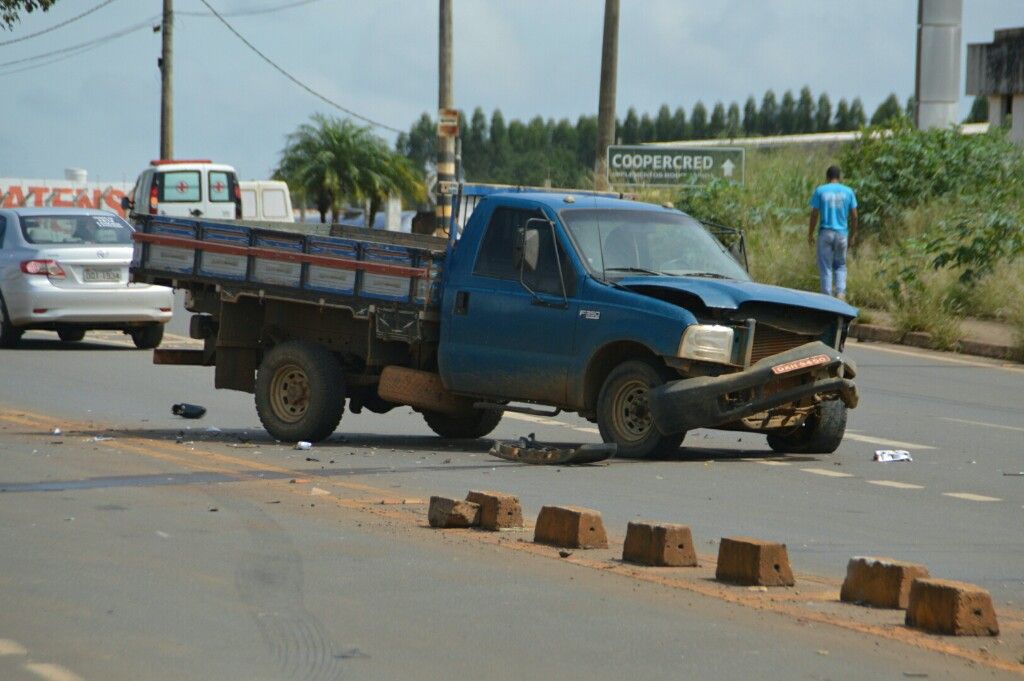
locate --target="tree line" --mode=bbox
[398,89,990,188]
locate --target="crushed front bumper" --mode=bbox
[649,341,858,435]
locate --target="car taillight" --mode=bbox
[149,184,159,215]
[21,259,66,278]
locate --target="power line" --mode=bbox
[197,0,403,134]
[178,0,322,18]
[0,17,156,69]
[0,0,120,47]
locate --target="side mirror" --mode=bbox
[121,196,133,211]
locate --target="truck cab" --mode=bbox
[436,191,857,458]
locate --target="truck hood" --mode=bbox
[616,276,858,319]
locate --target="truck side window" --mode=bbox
[474,207,544,280]
[0,216,6,247]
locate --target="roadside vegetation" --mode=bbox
[673,122,1024,352]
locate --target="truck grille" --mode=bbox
[750,325,817,364]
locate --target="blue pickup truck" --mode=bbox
[131,185,858,458]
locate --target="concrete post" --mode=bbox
[1013,95,1024,143]
[987,95,1005,127]
[915,0,962,130]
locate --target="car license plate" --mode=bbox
[83,267,121,282]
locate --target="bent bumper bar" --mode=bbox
[649,341,858,435]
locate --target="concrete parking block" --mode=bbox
[466,490,523,530]
[715,537,795,587]
[840,556,930,609]
[428,496,480,528]
[533,505,608,549]
[905,578,999,636]
[622,521,698,567]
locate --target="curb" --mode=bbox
[849,323,1022,362]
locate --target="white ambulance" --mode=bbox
[124,160,241,221]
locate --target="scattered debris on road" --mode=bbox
[51,427,62,436]
[171,403,206,419]
[489,434,616,465]
[91,435,114,442]
[873,449,913,463]
[294,441,312,451]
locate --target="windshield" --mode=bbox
[20,214,134,246]
[561,208,749,281]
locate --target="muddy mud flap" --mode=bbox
[648,341,858,435]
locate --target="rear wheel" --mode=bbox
[423,409,502,439]
[0,294,23,348]
[597,359,684,459]
[255,341,345,443]
[58,328,86,342]
[766,400,847,454]
[129,324,164,349]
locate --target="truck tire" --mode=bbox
[58,328,86,342]
[597,359,684,459]
[766,400,847,454]
[0,294,23,348]
[423,409,502,439]
[129,324,164,349]
[255,341,345,443]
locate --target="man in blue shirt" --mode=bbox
[808,165,858,299]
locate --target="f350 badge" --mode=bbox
[579,310,601,320]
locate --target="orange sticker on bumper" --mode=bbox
[771,354,831,375]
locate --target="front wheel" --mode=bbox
[423,409,502,439]
[129,324,164,349]
[597,359,684,459]
[766,400,847,454]
[255,340,345,443]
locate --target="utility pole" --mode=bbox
[160,0,173,159]
[594,0,619,190]
[435,0,455,235]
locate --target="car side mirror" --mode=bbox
[513,225,541,272]
[121,196,133,211]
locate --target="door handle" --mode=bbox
[455,290,469,315]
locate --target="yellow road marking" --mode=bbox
[943,492,1002,502]
[800,467,854,478]
[843,432,935,450]
[867,480,925,490]
[23,663,84,681]
[939,417,1024,433]
[0,639,27,656]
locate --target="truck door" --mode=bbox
[440,205,579,404]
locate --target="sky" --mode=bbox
[1,0,1023,183]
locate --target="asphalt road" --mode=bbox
[1,328,1022,680]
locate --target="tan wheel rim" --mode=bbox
[269,363,310,423]
[612,378,652,443]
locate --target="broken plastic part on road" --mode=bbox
[171,403,206,419]
[874,449,913,462]
[294,441,312,451]
[488,435,616,465]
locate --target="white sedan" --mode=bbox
[0,208,173,348]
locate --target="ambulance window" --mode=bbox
[209,171,233,202]
[158,171,201,202]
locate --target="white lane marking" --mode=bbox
[849,341,1024,373]
[23,663,84,681]
[503,412,563,427]
[740,458,791,466]
[867,480,925,490]
[0,639,27,656]
[572,426,600,434]
[801,467,854,478]
[943,492,1002,502]
[843,433,935,450]
[939,417,1024,434]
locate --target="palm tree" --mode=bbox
[277,115,425,224]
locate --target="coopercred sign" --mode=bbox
[607,145,744,187]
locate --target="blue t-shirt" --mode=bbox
[809,182,857,233]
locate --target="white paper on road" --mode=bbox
[873,449,913,462]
